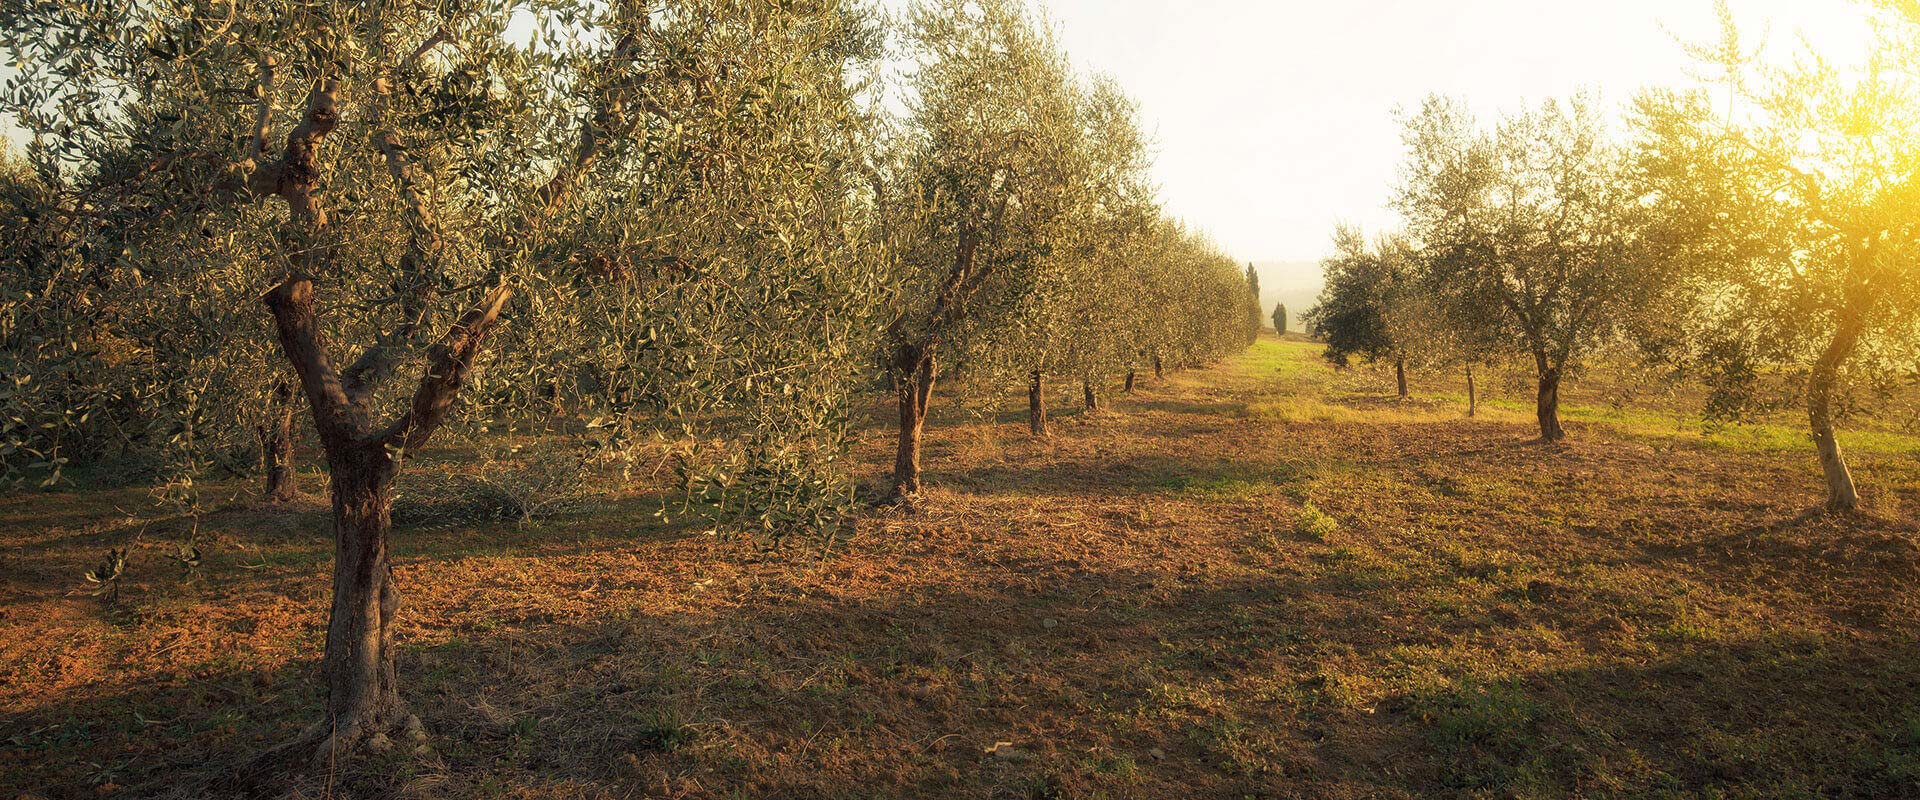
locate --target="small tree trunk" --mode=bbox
[1028,368,1048,437]
[1124,370,1136,394]
[890,347,935,499]
[1395,357,1409,399]
[1083,377,1098,411]
[1808,309,1867,512]
[1535,362,1565,442]
[1152,355,1164,380]
[259,378,298,502]
[1466,364,1477,418]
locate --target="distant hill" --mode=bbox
[1250,260,1323,331]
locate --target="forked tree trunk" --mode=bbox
[1028,368,1048,436]
[1083,377,1098,411]
[1466,364,1477,418]
[259,378,298,502]
[1395,357,1409,399]
[1124,370,1136,394]
[1535,362,1565,442]
[890,346,936,499]
[1808,309,1867,512]
[261,279,510,768]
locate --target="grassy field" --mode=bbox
[4,334,1919,799]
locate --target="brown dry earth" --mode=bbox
[2,335,1917,799]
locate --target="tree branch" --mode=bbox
[370,281,513,452]
[264,279,368,448]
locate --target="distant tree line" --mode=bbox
[1306,0,1920,512]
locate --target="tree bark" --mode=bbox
[890,346,935,499]
[1808,308,1867,512]
[1152,355,1164,380]
[1466,364,1477,418]
[259,378,298,503]
[1395,357,1409,399]
[1535,360,1565,442]
[1124,370,1136,394]
[1028,368,1048,436]
[310,446,406,757]
[1083,377,1098,411]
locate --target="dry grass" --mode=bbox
[3,333,1919,799]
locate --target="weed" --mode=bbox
[1295,502,1339,541]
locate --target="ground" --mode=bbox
[4,334,1919,799]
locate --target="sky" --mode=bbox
[995,0,1875,297]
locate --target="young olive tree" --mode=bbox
[1397,95,1668,441]
[1634,2,1920,510]
[1305,226,1418,398]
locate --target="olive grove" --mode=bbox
[0,0,1258,775]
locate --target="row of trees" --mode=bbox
[0,0,1254,772]
[1306,1,1920,512]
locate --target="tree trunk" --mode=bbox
[1124,370,1136,394]
[890,346,935,499]
[1395,357,1409,399]
[259,378,298,503]
[1152,355,1164,380]
[1808,309,1867,512]
[1466,364,1477,418]
[307,447,411,757]
[1028,368,1048,437]
[1535,362,1565,442]
[1083,377,1098,411]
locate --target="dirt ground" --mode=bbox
[4,334,1918,799]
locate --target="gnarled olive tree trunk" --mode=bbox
[1124,369,1136,394]
[890,345,937,498]
[1466,364,1477,418]
[265,279,512,763]
[1028,368,1047,436]
[1534,358,1565,442]
[1394,357,1408,399]
[258,378,298,503]
[1807,305,1867,511]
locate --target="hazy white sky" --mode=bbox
[1011,0,1873,267]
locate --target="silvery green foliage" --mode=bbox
[480,1,890,539]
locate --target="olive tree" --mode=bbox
[1304,225,1417,398]
[1633,2,1920,510]
[5,0,672,765]
[1396,95,1668,441]
[878,0,1085,496]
